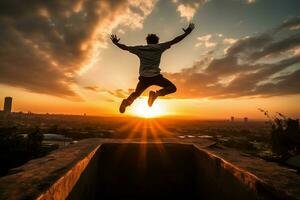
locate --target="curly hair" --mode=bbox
[146,34,159,44]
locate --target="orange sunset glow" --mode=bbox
[129,99,166,118]
[1,1,300,199]
[0,0,299,120]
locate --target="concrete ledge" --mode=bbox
[192,145,294,199]
[37,146,99,200]
[0,138,297,199]
[0,139,100,200]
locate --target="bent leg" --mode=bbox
[126,78,149,105]
[154,75,177,96]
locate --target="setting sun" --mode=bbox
[129,98,165,118]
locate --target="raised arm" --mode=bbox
[166,23,195,46]
[110,34,130,51]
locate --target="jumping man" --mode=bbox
[110,23,195,113]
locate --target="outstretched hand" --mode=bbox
[110,34,120,44]
[182,23,195,34]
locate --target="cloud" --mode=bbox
[246,0,256,4]
[162,16,300,99]
[275,16,300,31]
[223,38,237,45]
[255,68,300,96]
[172,0,208,21]
[107,89,134,99]
[0,0,156,98]
[83,86,99,92]
[294,47,300,56]
[195,34,216,48]
[248,33,300,61]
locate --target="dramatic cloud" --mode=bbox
[172,0,207,21]
[195,34,216,48]
[274,16,300,31]
[0,0,156,98]
[223,38,237,45]
[163,16,300,99]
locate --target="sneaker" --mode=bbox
[148,91,158,107]
[119,99,129,113]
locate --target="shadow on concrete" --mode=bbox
[67,143,259,199]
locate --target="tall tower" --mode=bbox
[4,97,12,113]
[230,116,234,122]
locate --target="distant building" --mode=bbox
[230,116,234,121]
[4,97,12,113]
[244,117,248,122]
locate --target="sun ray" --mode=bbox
[146,119,173,167]
[152,119,173,137]
[138,119,149,171]
[114,119,144,161]
[115,116,175,167]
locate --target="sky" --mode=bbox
[0,0,300,119]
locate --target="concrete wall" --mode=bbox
[192,146,292,200]
[0,139,294,200]
[68,143,198,199]
[67,143,287,199]
[193,146,258,199]
[0,139,101,200]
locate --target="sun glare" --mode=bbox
[130,98,165,118]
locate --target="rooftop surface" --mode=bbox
[0,138,299,199]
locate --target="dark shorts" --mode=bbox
[126,74,176,104]
[138,74,174,88]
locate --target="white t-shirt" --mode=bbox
[128,43,171,77]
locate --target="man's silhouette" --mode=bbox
[111,23,195,113]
